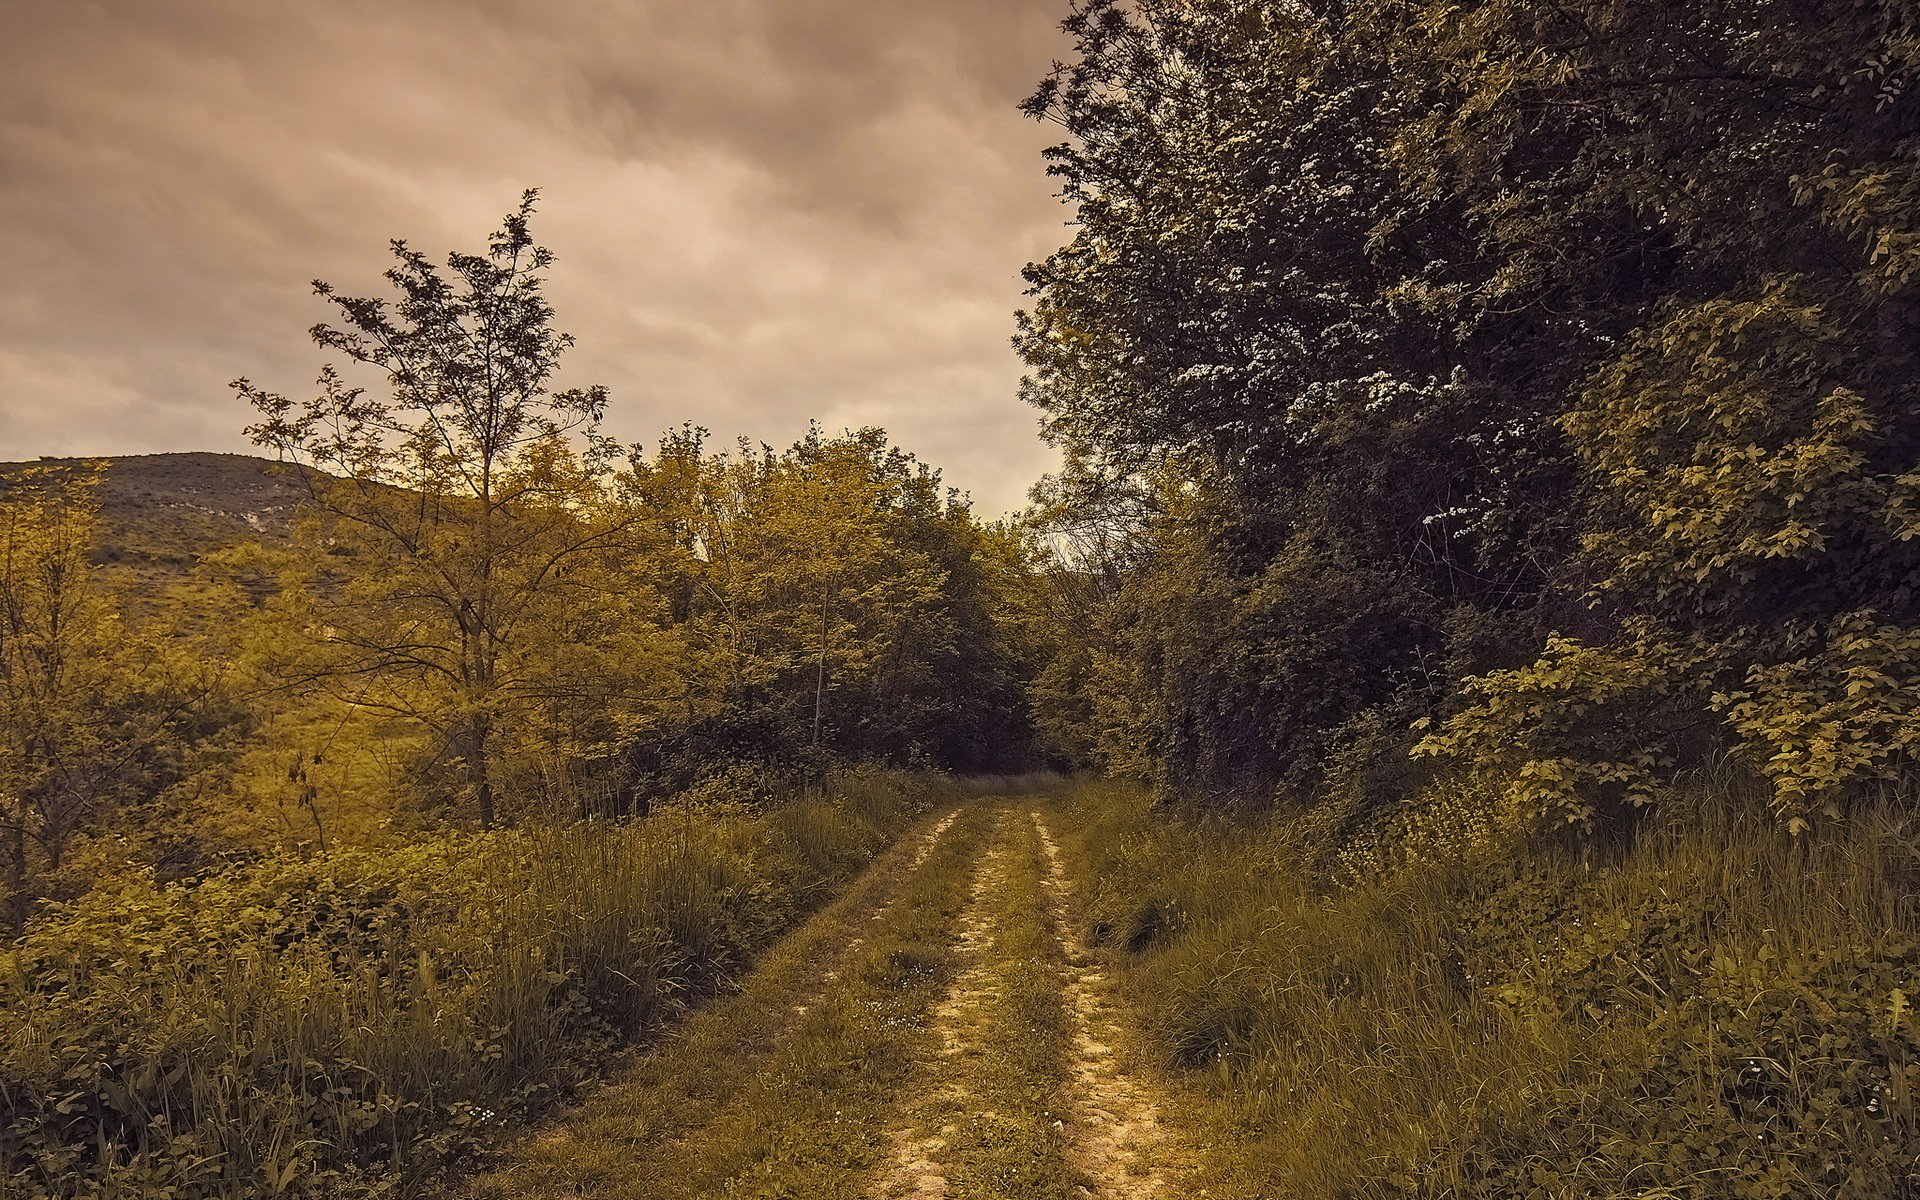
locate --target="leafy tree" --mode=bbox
[1402,0,1920,827]
[0,465,219,928]
[620,425,1039,783]
[234,193,635,828]
[1020,0,1579,799]
[1022,0,1920,829]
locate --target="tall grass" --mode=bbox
[0,769,956,1199]
[1059,776,1920,1199]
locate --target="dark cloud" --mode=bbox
[0,0,1072,511]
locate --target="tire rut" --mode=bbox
[1031,810,1188,1199]
[870,809,1021,1199]
[803,809,963,1010]
[871,806,1193,1200]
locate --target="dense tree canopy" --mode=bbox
[619,424,1040,791]
[1022,0,1920,826]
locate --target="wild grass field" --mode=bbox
[0,772,955,1198]
[1055,775,1920,1199]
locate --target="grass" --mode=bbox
[1051,774,1920,1199]
[33,761,1898,1198]
[0,770,954,1199]
[464,798,998,1198]
[463,790,1093,1200]
[907,807,1076,1200]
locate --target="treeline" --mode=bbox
[0,195,1044,929]
[233,194,1043,823]
[1019,0,1920,832]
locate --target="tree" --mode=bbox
[1399,0,1920,827]
[235,192,628,828]
[0,464,217,928]
[1021,0,1920,826]
[619,425,1041,782]
[1019,0,1578,800]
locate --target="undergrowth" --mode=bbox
[1058,776,1920,1199]
[465,793,1006,1199]
[0,769,955,1198]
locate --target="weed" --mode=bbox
[1054,777,1920,1199]
[0,772,955,1198]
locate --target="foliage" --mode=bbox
[234,192,634,828]
[1057,776,1920,1199]
[226,196,1045,827]
[0,464,229,929]
[1022,0,1920,828]
[1421,276,1920,827]
[619,424,1042,784]
[1717,614,1920,827]
[1411,631,1694,829]
[1031,475,1442,796]
[0,770,946,1198]
[0,453,309,615]
[1019,0,1579,801]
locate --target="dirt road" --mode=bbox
[464,796,1197,1200]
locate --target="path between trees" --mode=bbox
[462,795,1201,1200]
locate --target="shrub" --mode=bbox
[0,771,943,1198]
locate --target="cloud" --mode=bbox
[0,0,1072,512]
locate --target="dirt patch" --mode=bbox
[911,811,961,868]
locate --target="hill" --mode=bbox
[0,452,310,586]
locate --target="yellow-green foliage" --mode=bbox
[204,695,427,852]
[1718,613,1920,829]
[0,770,945,1198]
[1059,777,1920,1200]
[0,463,231,926]
[1412,632,1691,830]
[1573,283,1900,612]
[1422,279,1920,832]
[622,424,1042,773]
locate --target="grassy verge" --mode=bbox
[0,770,953,1199]
[465,797,999,1198]
[1053,776,1920,1199]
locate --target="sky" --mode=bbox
[0,0,1076,514]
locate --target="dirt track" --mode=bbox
[466,795,1194,1200]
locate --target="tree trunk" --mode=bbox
[5,822,26,935]
[471,714,495,830]
[812,574,831,747]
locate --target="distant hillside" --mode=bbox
[0,452,312,582]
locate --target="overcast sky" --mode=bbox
[0,0,1074,513]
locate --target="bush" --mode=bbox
[0,771,947,1198]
